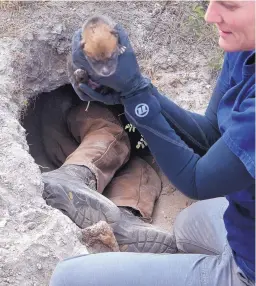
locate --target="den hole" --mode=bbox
[21,84,81,173]
[21,84,147,174]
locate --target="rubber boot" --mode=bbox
[42,164,177,254]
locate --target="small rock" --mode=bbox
[36,263,42,270]
[56,68,66,75]
[27,222,36,230]
[26,33,34,41]
[0,218,7,228]
[81,221,120,253]
[161,63,169,70]
[52,24,63,35]
[37,30,49,41]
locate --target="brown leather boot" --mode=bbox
[64,102,131,193]
[104,156,161,222]
[103,156,177,253]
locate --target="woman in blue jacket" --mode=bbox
[50,1,255,285]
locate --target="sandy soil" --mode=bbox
[0,1,219,285]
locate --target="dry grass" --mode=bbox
[0,0,49,10]
[137,1,222,77]
[186,1,223,73]
[0,0,26,10]
[0,1,33,38]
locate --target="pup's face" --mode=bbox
[86,49,119,77]
[81,22,119,77]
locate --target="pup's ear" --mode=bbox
[110,29,119,38]
[80,40,85,49]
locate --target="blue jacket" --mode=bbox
[123,51,255,281]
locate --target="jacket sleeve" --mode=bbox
[150,53,231,156]
[151,90,219,156]
[122,84,253,200]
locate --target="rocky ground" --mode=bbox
[0,1,220,285]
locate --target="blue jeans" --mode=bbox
[49,198,253,286]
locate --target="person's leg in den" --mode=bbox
[41,99,175,253]
[42,101,130,224]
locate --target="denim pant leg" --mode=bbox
[174,197,228,255]
[49,198,251,286]
[49,249,248,286]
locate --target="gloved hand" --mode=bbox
[72,23,150,102]
[67,53,122,104]
[71,75,122,104]
[78,85,122,105]
[71,80,92,102]
[78,78,153,105]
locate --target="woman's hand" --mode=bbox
[72,23,150,103]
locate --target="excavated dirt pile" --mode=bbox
[0,1,219,285]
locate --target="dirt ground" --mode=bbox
[0,1,220,285]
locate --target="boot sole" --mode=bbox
[43,175,176,254]
[114,223,176,253]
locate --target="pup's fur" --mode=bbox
[81,15,118,61]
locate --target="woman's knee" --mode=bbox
[174,198,227,235]
[173,198,228,252]
[173,199,212,244]
[49,255,90,286]
[173,202,195,239]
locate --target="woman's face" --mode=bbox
[205,1,255,52]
